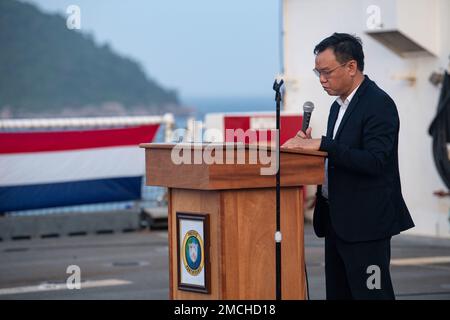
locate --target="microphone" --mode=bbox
[301,101,315,134]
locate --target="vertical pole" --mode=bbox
[273,79,284,300]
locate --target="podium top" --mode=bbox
[139,142,327,157]
[140,143,326,190]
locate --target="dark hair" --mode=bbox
[314,33,364,72]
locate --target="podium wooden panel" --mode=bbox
[140,143,326,300]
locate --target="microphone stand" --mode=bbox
[272,79,284,300]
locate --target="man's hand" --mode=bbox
[298,127,312,139]
[281,127,321,151]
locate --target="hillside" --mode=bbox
[0,0,180,117]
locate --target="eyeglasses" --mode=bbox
[313,62,347,79]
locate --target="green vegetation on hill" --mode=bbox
[0,0,179,117]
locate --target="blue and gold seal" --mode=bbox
[182,230,204,276]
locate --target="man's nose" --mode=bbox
[320,75,328,84]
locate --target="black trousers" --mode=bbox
[323,202,395,300]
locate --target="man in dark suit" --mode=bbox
[283,33,415,299]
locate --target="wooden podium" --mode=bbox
[140,143,325,300]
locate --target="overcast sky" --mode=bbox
[23,0,281,100]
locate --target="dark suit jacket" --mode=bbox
[313,75,415,242]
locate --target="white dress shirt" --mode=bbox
[321,83,361,199]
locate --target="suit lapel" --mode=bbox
[333,94,359,140]
[327,101,340,138]
[334,76,371,140]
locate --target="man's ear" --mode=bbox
[348,60,358,76]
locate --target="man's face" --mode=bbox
[314,48,353,97]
